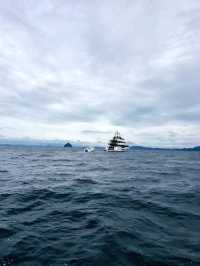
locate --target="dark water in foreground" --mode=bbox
[0,146,200,266]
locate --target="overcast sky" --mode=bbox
[0,0,200,147]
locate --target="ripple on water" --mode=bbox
[0,169,9,173]
[0,148,200,266]
[0,227,14,239]
[74,177,98,185]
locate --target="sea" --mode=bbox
[0,146,200,266]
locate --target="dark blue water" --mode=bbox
[0,146,200,266]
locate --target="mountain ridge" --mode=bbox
[0,138,199,150]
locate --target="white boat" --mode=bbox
[84,147,94,152]
[105,131,129,152]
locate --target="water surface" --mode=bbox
[0,146,200,265]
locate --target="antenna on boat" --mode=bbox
[115,131,120,138]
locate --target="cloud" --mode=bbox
[81,130,112,135]
[0,0,200,146]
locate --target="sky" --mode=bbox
[0,0,200,147]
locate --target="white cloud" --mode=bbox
[0,0,200,147]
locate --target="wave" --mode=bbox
[74,177,98,185]
[0,227,14,239]
[0,169,9,173]
[1,147,200,266]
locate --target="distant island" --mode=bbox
[130,145,200,151]
[182,146,200,151]
[0,138,199,151]
[64,142,72,148]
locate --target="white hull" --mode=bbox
[84,147,94,152]
[105,146,129,152]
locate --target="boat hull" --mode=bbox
[105,147,128,152]
[84,147,94,152]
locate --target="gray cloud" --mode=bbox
[0,0,200,146]
[82,130,112,135]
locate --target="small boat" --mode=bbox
[105,131,128,152]
[84,147,94,152]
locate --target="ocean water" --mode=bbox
[0,146,200,266]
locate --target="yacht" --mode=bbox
[105,131,128,152]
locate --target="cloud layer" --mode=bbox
[0,0,200,146]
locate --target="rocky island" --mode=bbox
[64,142,72,148]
